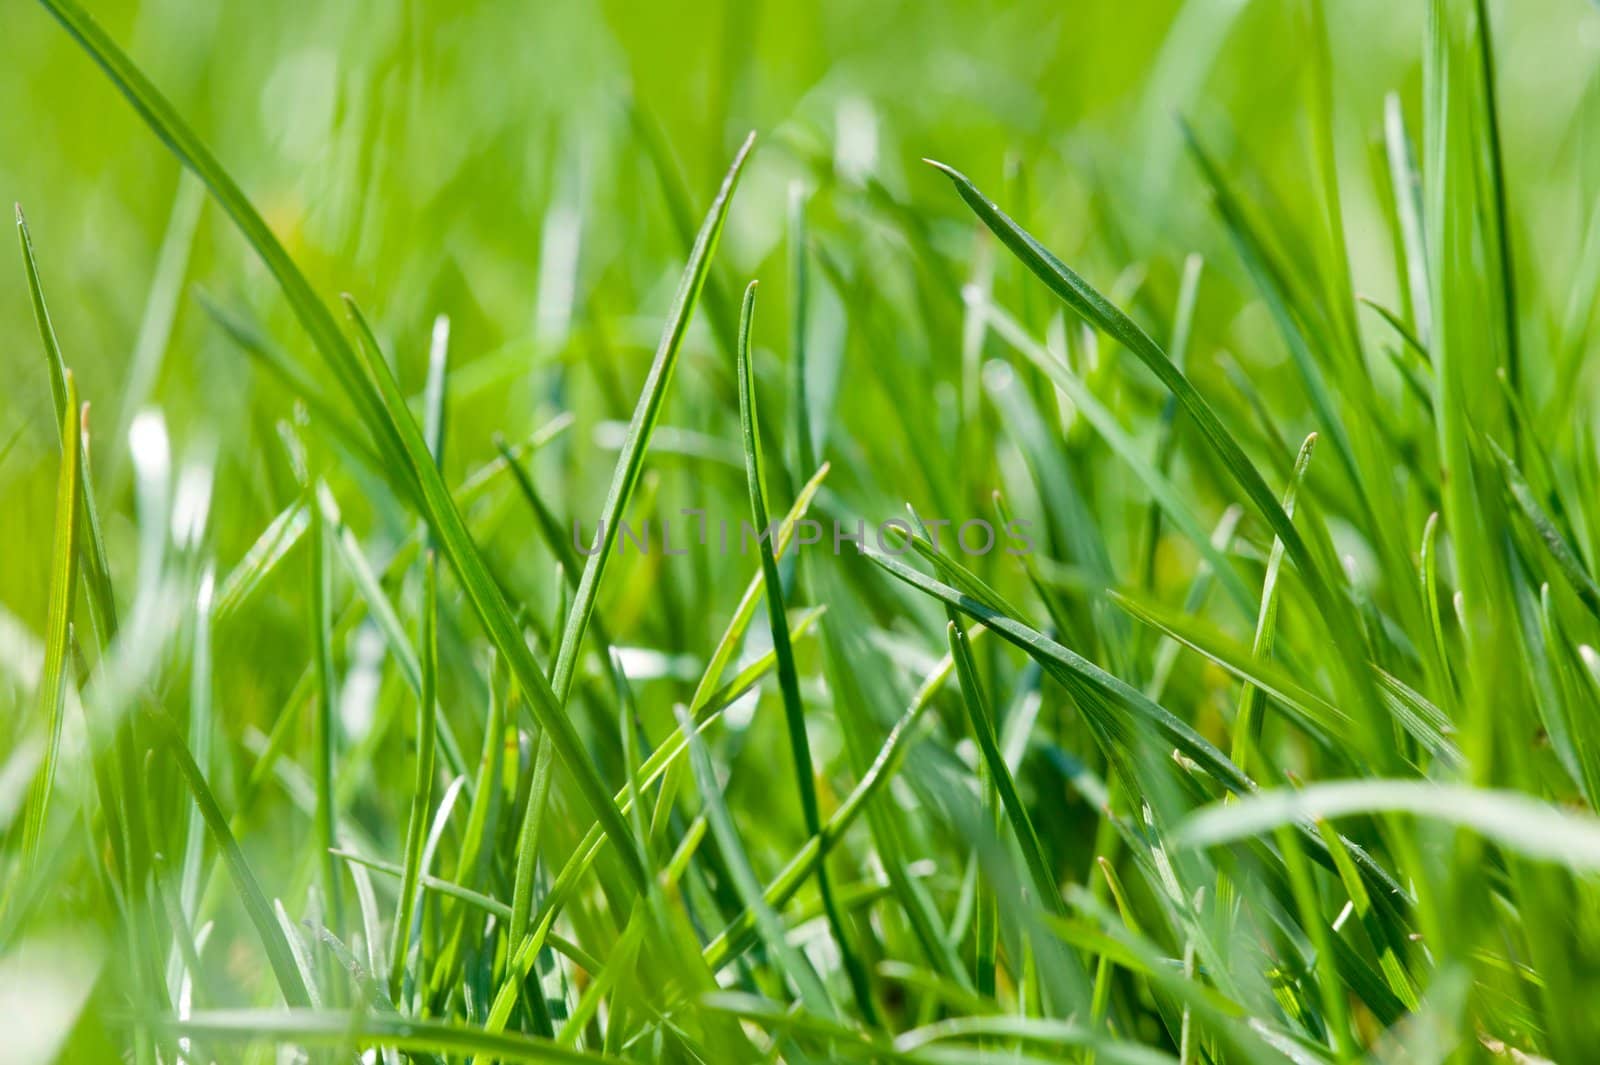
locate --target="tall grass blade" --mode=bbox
[550,133,755,704]
[736,281,877,1021]
[389,553,439,1001]
[21,371,81,869]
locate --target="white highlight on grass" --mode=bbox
[834,96,879,184]
[128,409,170,488]
[535,203,581,352]
[1179,779,1600,872]
[171,460,214,549]
[0,931,102,1065]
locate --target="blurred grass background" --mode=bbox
[4,0,1598,627]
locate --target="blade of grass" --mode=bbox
[1177,780,1600,871]
[148,710,312,1007]
[1272,819,1356,1062]
[342,297,647,889]
[389,553,438,1001]
[788,183,817,478]
[1232,433,1316,777]
[215,498,311,623]
[737,281,878,1022]
[423,314,450,466]
[703,649,958,971]
[946,618,1063,919]
[479,605,830,1034]
[1490,438,1600,621]
[1383,93,1432,345]
[178,569,215,918]
[427,651,507,999]
[978,298,1255,618]
[109,174,204,495]
[924,159,1338,614]
[16,207,119,645]
[676,703,835,1017]
[308,476,343,942]
[160,1009,621,1064]
[21,371,81,870]
[196,293,383,475]
[864,548,1412,935]
[549,133,755,706]
[1311,819,1418,1012]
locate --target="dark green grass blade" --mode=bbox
[149,711,312,1007]
[703,650,958,971]
[1311,819,1419,1012]
[946,618,1062,918]
[863,549,1411,924]
[873,548,1250,794]
[736,281,877,1022]
[1469,0,1520,405]
[308,485,343,940]
[1490,438,1600,621]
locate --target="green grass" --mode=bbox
[6,0,1600,1061]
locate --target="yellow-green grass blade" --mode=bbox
[549,133,756,706]
[21,371,82,870]
[1231,433,1316,775]
[15,208,118,645]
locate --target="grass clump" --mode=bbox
[6,0,1600,1062]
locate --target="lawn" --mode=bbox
[3,0,1600,1062]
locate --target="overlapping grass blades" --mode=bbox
[17,0,1600,1059]
[35,0,761,890]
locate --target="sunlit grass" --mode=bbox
[6,0,1600,1062]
